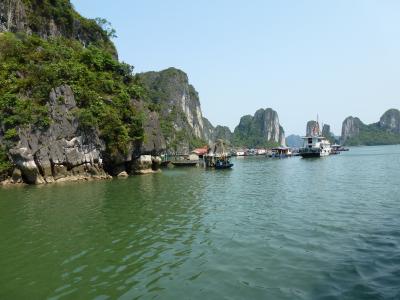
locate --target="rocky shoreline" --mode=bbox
[0,154,164,186]
[0,84,165,186]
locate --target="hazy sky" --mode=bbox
[71,0,400,136]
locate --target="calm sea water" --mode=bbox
[1,145,399,300]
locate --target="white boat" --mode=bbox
[299,136,331,158]
[236,151,245,156]
[299,119,331,158]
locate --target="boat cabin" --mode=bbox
[302,136,328,149]
[270,147,292,158]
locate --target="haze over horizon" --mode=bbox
[72,0,400,136]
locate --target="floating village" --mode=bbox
[162,121,349,170]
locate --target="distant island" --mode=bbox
[341,109,400,146]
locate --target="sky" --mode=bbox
[71,0,400,136]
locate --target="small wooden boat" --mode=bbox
[215,162,234,169]
[214,159,234,169]
[171,160,198,167]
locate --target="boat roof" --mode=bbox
[301,135,327,139]
[272,147,290,150]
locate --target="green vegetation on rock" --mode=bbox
[0,145,12,178]
[344,123,400,146]
[0,32,145,157]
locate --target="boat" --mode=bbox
[204,140,234,169]
[235,150,245,156]
[214,159,234,169]
[299,119,332,158]
[268,147,293,158]
[331,144,350,154]
[171,160,198,167]
[299,135,332,158]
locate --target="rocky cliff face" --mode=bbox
[341,110,400,146]
[139,68,215,151]
[233,108,285,147]
[306,120,319,136]
[1,85,165,185]
[7,85,109,184]
[213,126,233,143]
[379,109,400,133]
[322,124,336,144]
[0,1,165,185]
[341,117,364,144]
[0,0,116,55]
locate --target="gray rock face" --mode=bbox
[139,68,211,144]
[0,0,27,33]
[2,85,166,184]
[233,108,285,147]
[306,120,319,136]
[341,116,363,144]
[322,124,330,137]
[9,85,108,184]
[132,101,166,155]
[0,0,116,55]
[202,118,233,144]
[202,117,215,143]
[213,125,233,143]
[379,109,400,133]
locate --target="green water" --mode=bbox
[1,145,399,300]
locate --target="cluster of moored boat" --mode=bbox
[161,123,349,170]
[161,141,235,170]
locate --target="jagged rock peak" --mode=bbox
[138,67,211,143]
[341,116,364,144]
[379,108,400,133]
[233,108,285,147]
[306,120,320,136]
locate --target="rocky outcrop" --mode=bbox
[286,134,303,148]
[341,117,364,144]
[322,124,330,137]
[341,110,400,146]
[0,0,27,33]
[0,0,116,55]
[8,85,109,184]
[213,125,233,143]
[233,108,285,147]
[202,117,215,144]
[379,109,400,133]
[139,68,215,150]
[1,85,165,185]
[131,155,162,175]
[322,124,336,144]
[202,118,233,144]
[306,120,319,136]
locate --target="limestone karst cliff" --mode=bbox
[0,0,116,56]
[341,109,400,146]
[233,108,285,147]
[0,0,165,184]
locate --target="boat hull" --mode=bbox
[300,152,322,158]
[171,161,198,167]
[215,163,234,169]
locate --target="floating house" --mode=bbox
[269,147,292,158]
